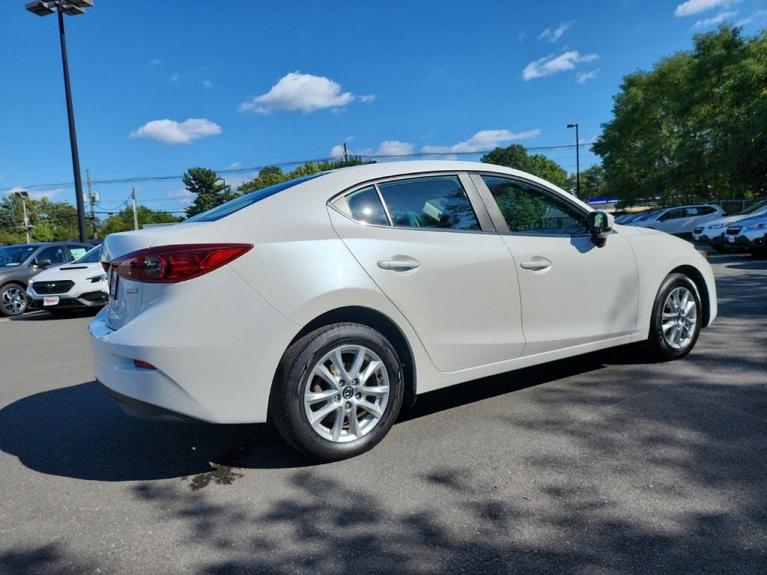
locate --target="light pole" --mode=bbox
[567,123,580,197]
[25,0,94,242]
[10,190,33,243]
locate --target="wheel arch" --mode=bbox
[283,306,417,409]
[669,264,711,327]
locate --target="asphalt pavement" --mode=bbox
[0,254,765,574]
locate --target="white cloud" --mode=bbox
[674,0,736,17]
[693,10,737,26]
[228,161,242,169]
[202,79,213,89]
[422,129,541,154]
[149,58,162,66]
[576,68,600,84]
[330,140,415,158]
[169,73,180,83]
[522,51,599,80]
[130,118,222,145]
[167,188,193,206]
[239,72,357,114]
[539,21,574,42]
[359,94,377,103]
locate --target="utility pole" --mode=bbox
[567,123,580,197]
[343,142,348,163]
[86,169,97,238]
[10,189,32,243]
[131,187,139,230]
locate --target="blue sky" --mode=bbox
[1,0,765,215]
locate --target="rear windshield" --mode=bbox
[185,173,324,223]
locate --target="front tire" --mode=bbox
[0,283,28,317]
[645,273,702,361]
[270,322,404,461]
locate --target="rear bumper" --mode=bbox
[89,268,299,424]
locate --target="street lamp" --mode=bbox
[25,0,94,242]
[9,189,33,244]
[567,123,580,198]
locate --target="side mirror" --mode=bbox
[35,259,52,268]
[587,211,613,244]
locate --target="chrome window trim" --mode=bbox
[327,171,496,234]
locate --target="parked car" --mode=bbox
[0,241,93,317]
[91,161,717,461]
[693,199,767,251]
[629,204,725,237]
[26,244,107,315]
[724,214,767,255]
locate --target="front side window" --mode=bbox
[481,176,588,235]
[334,186,389,226]
[376,176,480,231]
[68,245,89,261]
[36,246,68,265]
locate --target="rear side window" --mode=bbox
[334,186,389,226]
[377,176,480,231]
[186,173,323,223]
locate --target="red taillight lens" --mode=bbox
[112,243,253,283]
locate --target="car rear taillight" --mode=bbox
[111,243,253,283]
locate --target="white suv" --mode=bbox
[630,204,725,237]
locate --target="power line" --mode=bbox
[6,142,595,193]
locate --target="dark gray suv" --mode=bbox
[0,242,92,317]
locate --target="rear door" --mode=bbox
[474,174,639,355]
[329,173,526,372]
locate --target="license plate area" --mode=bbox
[43,296,60,306]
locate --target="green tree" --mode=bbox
[239,166,288,193]
[0,194,80,243]
[101,206,182,235]
[183,168,238,217]
[593,26,767,205]
[481,144,568,188]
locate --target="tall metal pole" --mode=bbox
[575,123,580,198]
[21,198,31,244]
[86,169,97,237]
[57,5,87,242]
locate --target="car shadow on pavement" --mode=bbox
[9,308,100,322]
[0,381,310,482]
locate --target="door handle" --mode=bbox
[520,258,552,271]
[377,256,421,272]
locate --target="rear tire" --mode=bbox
[645,273,702,361]
[270,322,404,461]
[0,283,28,317]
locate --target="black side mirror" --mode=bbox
[587,211,612,244]
[35,259,52,268]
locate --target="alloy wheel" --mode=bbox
[1,286,27,316]
[661,286,697,350]
[303,344,390,443]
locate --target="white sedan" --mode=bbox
[91,161,717,461]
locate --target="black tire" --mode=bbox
[645,273,702,361]
[0,283,28,317]
[270,322,404,461]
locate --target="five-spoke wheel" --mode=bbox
[647,273,702,360]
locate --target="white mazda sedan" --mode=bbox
[91,161,717,461]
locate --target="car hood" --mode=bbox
[702,214,751,229]
[30,261,104,283]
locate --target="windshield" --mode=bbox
[0,244,36,267]
[73,244,102,264]
[740,199,767,215]
[185,173,324,223]
[633,209,659,222]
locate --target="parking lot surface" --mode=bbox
[1,255,765,574]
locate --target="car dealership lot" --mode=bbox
[0,255,765,574]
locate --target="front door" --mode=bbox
[476,174,639,356]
